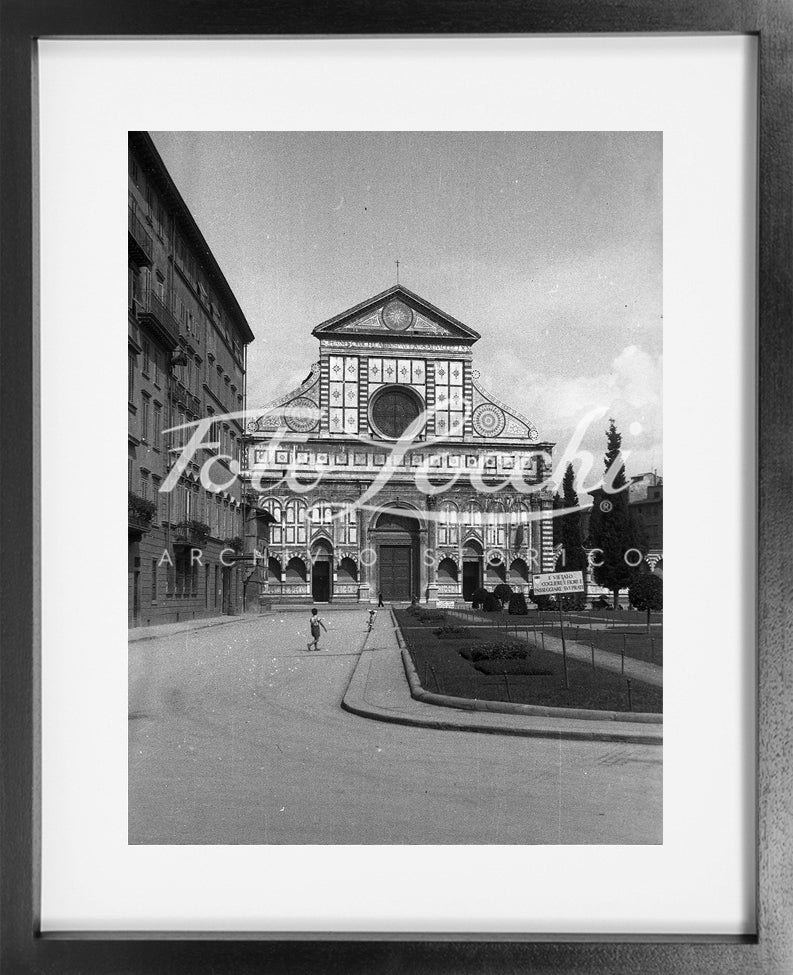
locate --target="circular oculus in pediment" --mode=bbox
[381,299,414,331]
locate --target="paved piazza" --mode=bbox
[129,611,662,845]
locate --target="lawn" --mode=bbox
[441,608,663,665]
[551,625,662,665]
[396,609,662,714]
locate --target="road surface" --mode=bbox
[129,611,662,844]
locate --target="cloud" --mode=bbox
[481,344,663,473]
[486,344,659,419]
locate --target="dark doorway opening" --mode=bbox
[132,569,140,624]
[222,566,232,614]
[379,545,412,601]
[462,561,481,601]
[312,560,331,602]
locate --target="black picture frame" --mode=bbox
[1,1,791,972]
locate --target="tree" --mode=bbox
[554,462,588,611]
[508,592,529,615]
[552,490,566,546]
[470,586,489,610]
[629,571,663,633]
[586,419,646,608]
[529,588,555,611]
[493,583,513,607]
[482,592,501,612]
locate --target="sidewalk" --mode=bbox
[128,614,264,643]
[342,612,662,745]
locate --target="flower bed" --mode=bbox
[459,641,529,662]
[432,624,472,639]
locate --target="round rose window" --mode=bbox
[371,387,423,439]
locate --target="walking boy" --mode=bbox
[307,608,328,651]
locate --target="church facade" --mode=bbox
[243,286,557,605]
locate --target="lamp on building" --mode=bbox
[170,349,189,370]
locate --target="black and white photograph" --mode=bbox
[127,130,662,845]
[1,11,783,966]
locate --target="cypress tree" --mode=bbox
[587,419,645,608]
[555,462,587,609]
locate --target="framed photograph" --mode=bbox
[2,2,792,974]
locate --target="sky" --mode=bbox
[151,131,662,482]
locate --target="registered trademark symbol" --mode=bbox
[600,499,613,513]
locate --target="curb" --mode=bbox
[341,651,663,745]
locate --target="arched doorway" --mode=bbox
[311,538,333,602]
[462,539,483,601]
[370,508,421,602]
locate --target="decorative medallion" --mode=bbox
[284,397,320,433]
[472,403,506,437]
[380,299,414,332]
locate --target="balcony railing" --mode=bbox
[128,492,156,535]
[173,520,211,547]
[128,208,153,266]
[136,286,180,351]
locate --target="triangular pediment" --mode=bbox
[311,286,481,343]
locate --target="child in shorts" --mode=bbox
[307,608,328,651]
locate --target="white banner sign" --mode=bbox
[532,570,585,595]
[435,600,455,609]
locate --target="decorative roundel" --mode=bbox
[472,369,481,380]
[472,403,506,437]
[284,397,320,433]
[381,299,414,331]
[528,425,539,441]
